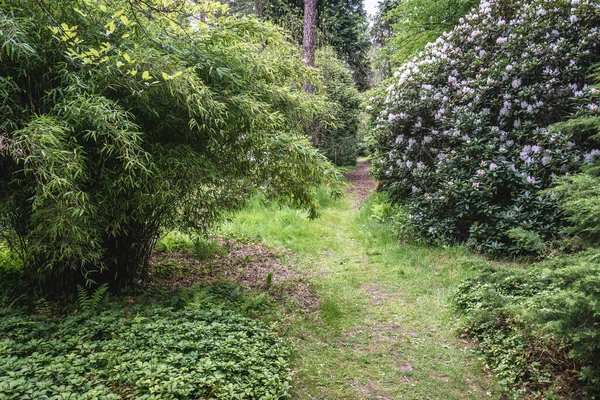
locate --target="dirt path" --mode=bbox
[224,162,498,399]
[345,159,377,205]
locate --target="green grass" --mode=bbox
[221,191,500,399]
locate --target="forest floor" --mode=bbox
[221,159,500,399]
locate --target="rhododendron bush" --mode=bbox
[369,0,600,254]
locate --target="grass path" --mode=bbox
[222,162,498,399]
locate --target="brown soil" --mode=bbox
[149,238,319,311]
[345,159,377,205]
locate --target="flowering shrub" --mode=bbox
[369,0,600,254]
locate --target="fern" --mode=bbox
[77,284,108,315]
[35,298,52,317]
[265,271,274,290]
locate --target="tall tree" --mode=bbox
[302,0,317,69]
[302,0,317,147]
[319,0,369,89]
[227,0,369,90]
[373,0,478,70]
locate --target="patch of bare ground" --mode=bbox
[349,380,392,400]
[148,238,319,312]
[465,377,493,397]
[360,283,402,306]
[345,160,377,206]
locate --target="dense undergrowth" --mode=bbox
[454,253,600,399]
[0,231,294,399]
[0,281,290,399]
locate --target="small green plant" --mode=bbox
[34,298,52,317]
[192,237,225,261]
[156,232,225,261]
[265,271,274,290]
[77,284,109,315]
[506,227,545,256]
[155,231,195,252]
[365,193,416,242]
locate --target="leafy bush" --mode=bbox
[553,171,600,248]
[454,252,600,398]
[315,48,362,166]
[505,228,545,256]
[369,0,600,255]
[0,286,290,399]
[453,63,600,398]
[549,65,600,248]
[0,0,339,292]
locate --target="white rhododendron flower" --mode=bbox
[368,0,600,252]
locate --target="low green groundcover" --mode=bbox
[0,300,290,399]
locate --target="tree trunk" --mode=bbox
[302,0,319,146]
[302,0,317,91]
[257,0,263,17]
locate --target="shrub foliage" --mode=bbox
[0,0,338,292]
[454,253,600,398]
[453,65,600,398]
[369,0,600,254]
[550,66,600,248]
[315,48,362,166]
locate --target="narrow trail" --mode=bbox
[345,159,378,205]
[225,161,498,399]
